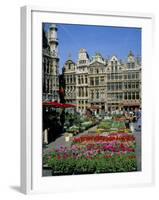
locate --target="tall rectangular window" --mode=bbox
[90,77,94,85]
[128,92,131,99]
[132,82,135,88]
[96,90,99,99]
[124,93,127,100]
[107,83,110,91]
[100,76,104,82]
[95,77,99,85]
[136,73,139,79]
[119,83,122,90]
[136,83,139,89]
[128,82,131,89]
[132,92,135,99]
[85,76,87,84]
[136,92,139,99]
[91,90,94,99]
[128,73,131,79]
[132,73,135,79]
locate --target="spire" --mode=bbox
[78,48,90,65]
[48,23,58,56]
[49,24,57,30]
[128,50,134,57]
[127,50,135,63]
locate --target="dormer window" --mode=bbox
[90,68,93,73]
[127,62,135,69]
[79,60,86,64]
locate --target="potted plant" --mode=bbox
[64,133,70,142]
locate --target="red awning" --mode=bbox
[43,101,64,108]
[63,103,76,108]
[43,101,76,108]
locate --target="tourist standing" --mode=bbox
[135,108,141,131]
[124,111,130,129]
[129,112,135,133]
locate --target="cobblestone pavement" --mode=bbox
[43,125,97,155]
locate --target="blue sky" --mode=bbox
[43,23,141,72]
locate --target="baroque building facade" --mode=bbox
[63,57,76,105]
[42,24,59,102]
[88,53,107,115]
[64,49,141,114]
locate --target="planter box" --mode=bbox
[65,136,70,142]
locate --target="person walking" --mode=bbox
[129,112,135,133]
[124,111,130,129]
[135,108,141,131]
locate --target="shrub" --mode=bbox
[98,121,112,129]
[67,125,80,133]
[111,122,125,129]
[81,121,93,129]
[48,157,76,175]
[46,153,137,175]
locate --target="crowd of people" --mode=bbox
[106,107,141,132]
[124,108,141,132]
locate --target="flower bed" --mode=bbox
[96,118,132,134]
[97,120,112,129]
[43,133,137,175]
[72,134,135,144]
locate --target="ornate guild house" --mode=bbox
[64,49,141,114]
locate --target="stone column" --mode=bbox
[43,129,48,144]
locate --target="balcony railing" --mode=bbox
[43,49,58,58]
